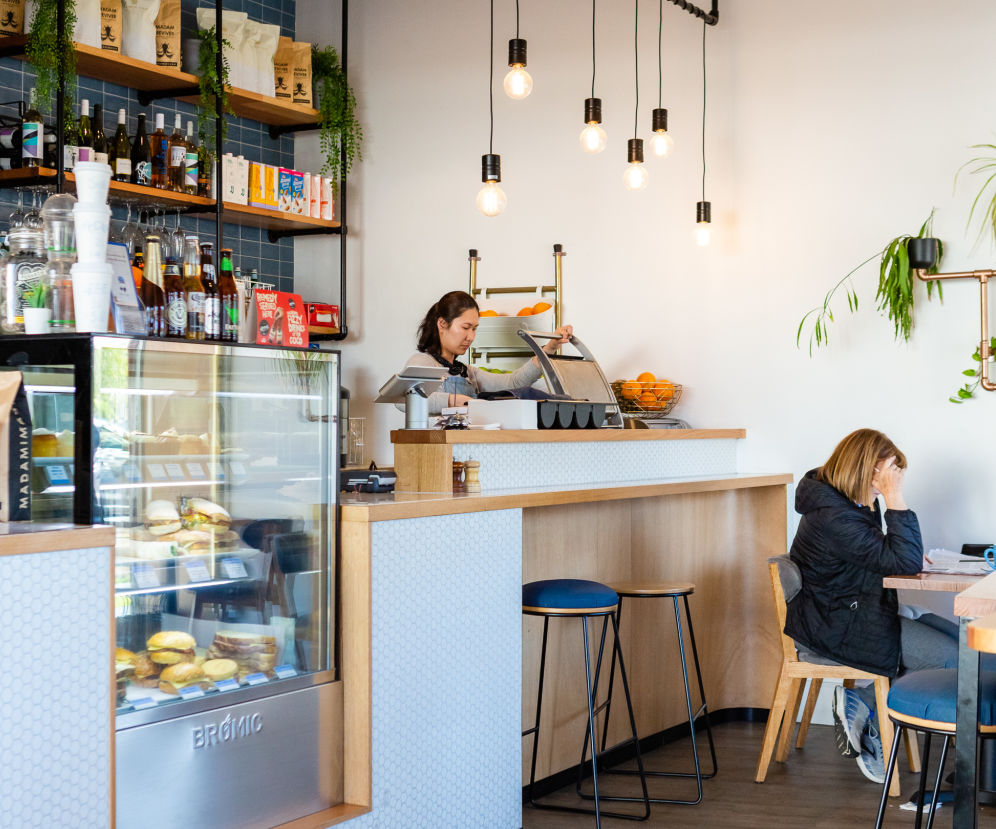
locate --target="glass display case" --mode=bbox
[0,334,343,829]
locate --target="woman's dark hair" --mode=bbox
[416,290,479,353]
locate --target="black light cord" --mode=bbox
[633,0,638,139]
[590,0,596,98]
[515,0,520,38]
[658,0,663,108]
[489,0,494,154]
[701,19,706,200]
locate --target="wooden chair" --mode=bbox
[754,556,918,797]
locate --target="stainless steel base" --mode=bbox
[116,681,343,829]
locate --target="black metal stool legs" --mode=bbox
[523,616,550,809]
[875,724,952,829]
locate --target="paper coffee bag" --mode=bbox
[0,0,25,37]
[154,0,180,67]
[273,36,293,100]
[100,0,121,52]
[291,41,312,106]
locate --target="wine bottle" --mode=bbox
[92,103,108,164]
[150,113,168,189]
[197,142,211,198]
[77,98,93,163]
[141,236,165,337]
[182,235,205,340]
[62,109,78,171]
[131,113,150,186]
[109,109,131,182]
[163,257,186,337]
[167,113,185,191]
[184,121,198,195]
[21,88,44,168]
[131,247,144,291]
[201,242,220,340]
[0,126,21,170]
[218,248,239,342]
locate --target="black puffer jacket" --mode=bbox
[783,469,923,677]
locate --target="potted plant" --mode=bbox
[23,282,51,334]
[312,44,362,195]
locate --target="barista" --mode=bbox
[406,290,572,415]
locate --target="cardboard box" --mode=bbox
[277,167,294,212]
[320,176,334,220]
[222,153,237,203]
[264,164,278,209]
[248,162,265,208]
[306,302,339,331]
[310,173,321,218]
[255,290,309,348]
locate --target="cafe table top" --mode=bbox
[883,571,996,618]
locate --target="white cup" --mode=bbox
[73,160,112,204]
[73,204,111,263]
[71,262,112,332]
[23,307,52,335]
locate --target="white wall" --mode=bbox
[296,0,996,550]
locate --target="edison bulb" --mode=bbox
[695,221,711,246]
[623,162,649,191]
[579,123,607,154]
[503,66,533,100]
[648,129,675,157]
[476,181,508,216]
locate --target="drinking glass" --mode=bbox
[169,209,185,262]
[7,190,24,229]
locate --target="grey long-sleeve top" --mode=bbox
[404,351,543,415]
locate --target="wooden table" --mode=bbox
[885,569,996,828]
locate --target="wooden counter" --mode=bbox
[0,522,114,556]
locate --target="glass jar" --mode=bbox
[47,259,74,330]
[1,225,46,332]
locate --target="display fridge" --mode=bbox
[0,334,342,829]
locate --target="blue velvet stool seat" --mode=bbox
[875,669,996,829]
[522,579,651,827]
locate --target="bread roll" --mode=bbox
[202,658,238,681]
[147,630,196,651]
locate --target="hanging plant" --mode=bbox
[196,26,232,157]
[312,44,362,195]
[796,212,943,355]
[26,0,77,122]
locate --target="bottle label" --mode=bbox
[93,151,109,165]
[77,147,92,163]
[21,121,42,160]
[0,127,16,150]
[204,297,220,337]
[115,157,132,177]
[167,298,187,331]
[64,145,78,170]
[135,160,151,185]
[185,152,198,188]
[223,299,238,338]
[170,146,186,168]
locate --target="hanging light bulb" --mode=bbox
[579,97,607,154]
[695,201,711,246]
[477,154,507,217]
[623,138,648,191]
[503,38,532,99]
[648,107,674,157]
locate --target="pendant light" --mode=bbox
[579,0,607,154]
[648,0,674,157]
[695,20,711,245]
[503,0,532,99]
[623,0,648,190]
[478,0,507,216]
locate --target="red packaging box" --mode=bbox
[255,290,310,348]
[306,302,340,332]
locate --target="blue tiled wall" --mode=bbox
[0,0,297,292]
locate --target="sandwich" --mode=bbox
[202,658,239,683]
[116,647,136,664]
[206,631,279,675]
[181,498,231,534]
[131,651,162,687]
[144,500,182,536]
[146,630,196,665]
[115,662,134,702]
[158,662,214,695]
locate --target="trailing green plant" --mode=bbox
[26,0,77,123]
[196,27,233,157]
[796,212,943,355]
[951,337,996,403]
[26,282,49,309]
[312,45,362,194]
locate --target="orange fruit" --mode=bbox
[638,391,659,409]
[637,371,656,391]
[479,309,498,317]
[517,307,534,316]
[532,301,552,314]
[620,380,641,399]
[654,380,674,401]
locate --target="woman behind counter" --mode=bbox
[406,290,573,414]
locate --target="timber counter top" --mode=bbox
[0,523,114,557]
[390,427,745,444]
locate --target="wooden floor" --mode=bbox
[522,721,996,828]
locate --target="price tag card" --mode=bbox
[146,463,167,481]
[229,461,246,477]
[220,557,248,579]
[131,563,160,589]
[47,464,70,485]
[131,697,157,710]
[124,461,141,482]
[274,665,297,679]
[214,678,240,693]
[107,241,147,335]
[245,672,269,686]
[183,559,211,583]
[209,461,226,480]
[178,685,206,700]
[186,462,205,479]
[165,463,185,479]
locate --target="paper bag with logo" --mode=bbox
[100,0,121,52]
[121,0,161,63]
[0,371,31,521]
[291,41,312,106]
[153,0,179,67]
[272,36,293,100]
[0,0,26,37]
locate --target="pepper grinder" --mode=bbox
[452,460,465,491]
[463,459,481,492]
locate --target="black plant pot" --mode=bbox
[907,237,939,270]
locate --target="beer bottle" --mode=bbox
[218,248,239,342]
[163,257,186,338]
[141,236,165,337]
[201,242,220,340]
[182,235,205,340]
[150,113,168,189]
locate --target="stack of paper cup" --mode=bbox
[71,161,113,332]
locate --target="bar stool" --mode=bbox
[522,578,651,826]
[582,581,717,806]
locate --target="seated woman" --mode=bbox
[784,428,957,785]
[405,290,573,415]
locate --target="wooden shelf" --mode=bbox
[203,202,341,235]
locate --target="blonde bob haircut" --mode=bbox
[817,428,906,505]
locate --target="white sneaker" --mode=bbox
[856,722,885,785]
[832,685,869,758]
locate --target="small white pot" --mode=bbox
[23,307,52,335]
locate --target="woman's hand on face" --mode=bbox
[543,325,573,353]
[872,456,907,510]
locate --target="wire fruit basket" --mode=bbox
[610,380,683,419]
